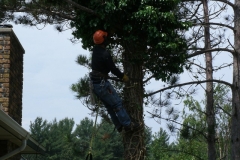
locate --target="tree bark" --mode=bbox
[231,1,240,159]
[122,44,145,160]
[203,0,216,159]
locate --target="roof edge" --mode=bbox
[0,110,45,153]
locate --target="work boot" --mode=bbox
[117,125,123,133]
[124,121,141,132]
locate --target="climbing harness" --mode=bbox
[89,70,141,83]
[89,79,96,105]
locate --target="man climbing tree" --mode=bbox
[89,30,141,132]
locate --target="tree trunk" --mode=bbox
[122,44,145,160]
[231,1,240,159]
[202,0,216,159]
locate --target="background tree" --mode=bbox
[22,117,127,160]
[202,0,215,158]
[144,0,236,159]
[145,84,231,159]
[178,84,231,159]
[22,117,77,160]
[178,1,235,158]
[148,128,177,160]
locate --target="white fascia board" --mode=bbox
[0,109,28,138]
[0,109,45,152]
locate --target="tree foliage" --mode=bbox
[148,128,176,160]
[0,0,190,81]
[146,84,232,160]
[22,117,125,160]
[71,0,190,81]
[178,84,232,159]
[22,116,155,160]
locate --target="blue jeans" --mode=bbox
[92,80,131,128]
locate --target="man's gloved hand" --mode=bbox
[122,74,129,82]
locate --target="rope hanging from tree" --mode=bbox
[85,105,99,160]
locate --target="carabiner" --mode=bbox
[100,79,105,87]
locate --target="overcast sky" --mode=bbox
[10,24,92,131]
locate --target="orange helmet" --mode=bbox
[93,30,108,44]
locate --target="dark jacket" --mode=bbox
[91,45,124,79]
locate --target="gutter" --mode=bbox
[0,134,29,160]
[0,110,45,158]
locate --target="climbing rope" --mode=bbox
[86,77,105,160]
[85,105,99,160]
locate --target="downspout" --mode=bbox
[0,134,29,160]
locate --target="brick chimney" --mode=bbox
[0,24,25,160]
[0,24,24,125]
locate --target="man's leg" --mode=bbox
[105,105,123,132]
[104,82,142,131]
[104,81,131,126]
[93,80,131,126]
[93,80,140,131]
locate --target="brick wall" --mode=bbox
[0,26,25,160]
[0,27,24,124]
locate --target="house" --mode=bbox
[0,24,45,160]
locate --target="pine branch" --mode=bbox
[1,6,76,21]
[143,75,155,84]
[187,48,234,58]
[147,111,208,140]
[212,0,235,9]
[145,79,232,97]
[161,148,205,160]
[62,0,97,15]
[193,22,234,31]
[216,104,231,117]
[181,0,234,9]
